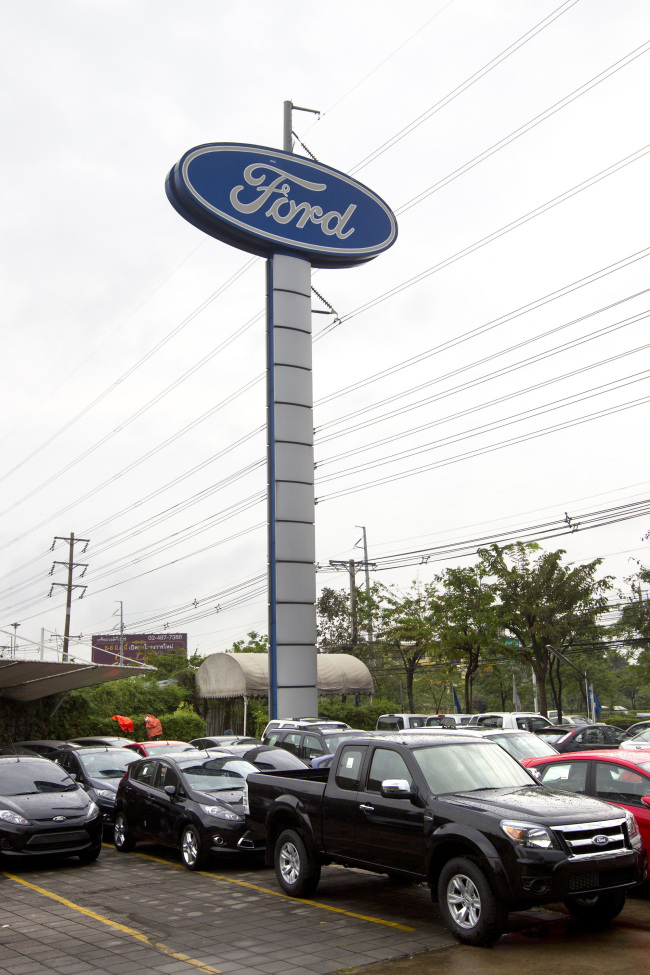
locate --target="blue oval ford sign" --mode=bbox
[166,143,397,268]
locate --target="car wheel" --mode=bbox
[113,812,136,852]
[78,843,101,863]
[181,825,205,871]
[437,857,507,946]
[563,890,626,923]
[274,828,321,897]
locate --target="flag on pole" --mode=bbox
[589,683,602,721]
[452,683,461,714]
[513,675,522,712]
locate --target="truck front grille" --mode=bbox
[552,818,628,858]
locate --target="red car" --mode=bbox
[125,740,196,757]
[524,749,650,849]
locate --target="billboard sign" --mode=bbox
[91,633,187,666]
[166,143,397,268]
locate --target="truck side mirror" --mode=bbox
[641,796,650,808]
[381,778,413,799]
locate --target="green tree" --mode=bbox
[435,564,501,713]
[478,543,612,717]
[317,587,352,650]
[231,631,268,653]
[368,581,442,712]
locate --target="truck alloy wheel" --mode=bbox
[275,828,321,897]
[438,857,507,946]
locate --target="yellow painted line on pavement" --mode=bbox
[2,872,221,974]
[129,849,417,931]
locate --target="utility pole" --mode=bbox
[10,623,20,657]
[115,601,125,666]
[49,533,89,662]
[355,526,374,644]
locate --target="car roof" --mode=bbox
[527,749,650,764]
[396,727,538,738]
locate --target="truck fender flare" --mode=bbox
[265,796,318,863]
[426,824,512,902]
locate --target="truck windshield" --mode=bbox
[414,742,534,794]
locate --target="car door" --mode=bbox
[537,759,590,795]
[301,734,325,762]
[568,727,609,751]
[126,759,157,835]
[592,760,650,846]
[321,743,370,859]
[352,745,425,875]
[146,762,186,846]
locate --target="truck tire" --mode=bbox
[563,890,626,923]
[275,828,321,898]
[437,856,507,946]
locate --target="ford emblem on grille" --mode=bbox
[52,816,66,822]
[592,834,609,846]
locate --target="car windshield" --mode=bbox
[628,730,650,744]
[145,745,195,756]
[78,751,138,777]
[414,742,534,794]
[489,733,558,759]
[1,763,78,795]
[178,757,258,793]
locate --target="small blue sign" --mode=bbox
[166,143,397,268]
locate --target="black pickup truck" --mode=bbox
[245,733,646,945]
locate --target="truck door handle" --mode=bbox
[359,803,374,813]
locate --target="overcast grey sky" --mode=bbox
[1,0,650,662]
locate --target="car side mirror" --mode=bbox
[641,796,650,808]
[381,778,413,799]
[164,785,177,797]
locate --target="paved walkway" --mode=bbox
[0,846,647,975]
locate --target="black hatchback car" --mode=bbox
[114,751,265,869]
[0,756,103,863]
[536,723,629,752]
[54,746,139,827]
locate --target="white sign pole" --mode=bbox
[267,102,319,719]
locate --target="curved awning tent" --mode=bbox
[196,652,374,700]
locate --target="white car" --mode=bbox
[467,712,554,732]
[619,729,650,750]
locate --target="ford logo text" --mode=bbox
[166,143,397,268]
[592,834,609,846]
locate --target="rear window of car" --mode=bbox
[377,717,404,731]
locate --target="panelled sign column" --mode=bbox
[166,142,397,718]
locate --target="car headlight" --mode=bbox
[92,789,115,802]
[84,801,100,822]
[199,804,243,822]
[0,809,30,826]
[625,810,642,844]
[501,820,556,849]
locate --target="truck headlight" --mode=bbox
[625,810,642,844]
[501,820,556,849]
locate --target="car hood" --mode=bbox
[196,789,244,810]
[446,785,624,824]
[88,778,118,793]
[1,789,89,820]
